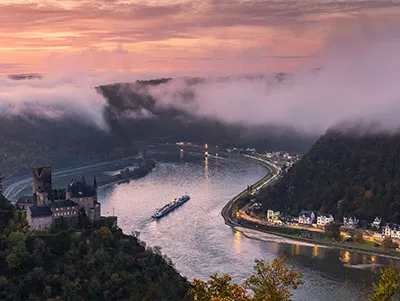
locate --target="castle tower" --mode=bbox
[92,176,98,202]
[92,176,97,191]
[32,166,52,205]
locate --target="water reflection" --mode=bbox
[291,244,301,256]
[204,157,209,181]
[234,231,242,256]
[340,251,351,264]
[312,246,319,258]
[98,151,400,301]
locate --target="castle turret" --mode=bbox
[92,176,97,190]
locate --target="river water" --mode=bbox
[11,149,400,300]
[96,150,399,301]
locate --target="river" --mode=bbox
[98,149,400,301]
[9,149,400,300]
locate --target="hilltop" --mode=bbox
[0,201,190,301]
[257,127,400,223]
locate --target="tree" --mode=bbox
[0,171,3,195]
[324,223,341,242]
[6,251,21,269]
[190,254,303,301]
[190,274,250,301]
[244,254,303,301]
[370,266,400,301]
[381,238,399,251]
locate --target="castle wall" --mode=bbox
[27,214,53,231]
[70,196,97,219]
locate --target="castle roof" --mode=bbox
[16,195,34,204]
[28,205,52,218]
[318,214,333,218]
[67,180,95,198]
[299,210,314,217]
[52,199,78,208]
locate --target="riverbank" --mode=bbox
[3,155,142,202]
[221,155,400,259]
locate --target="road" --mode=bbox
[221,155,280,226]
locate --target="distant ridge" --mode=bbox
[7,73,42,80]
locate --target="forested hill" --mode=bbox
[97,79,316,153]
[0,209,191,300]
[257,128,400,223]
[0,76,316,178]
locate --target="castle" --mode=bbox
[18,166,102,231]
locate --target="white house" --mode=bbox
[267,209,281,223]
[299,211,316,225]
[317,214,334,226]
[371,217,382,229]
[383,224,392,237]
[249,203,262,211]
[393,227,400,239]
[383,224,400,239]
[27,205,53,231]
[343,216,359,228]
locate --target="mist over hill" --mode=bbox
[98,77,316,152]
[257,126,400,223]
[0,76,317,178]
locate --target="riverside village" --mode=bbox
[16,166,116,231]
[226,147,400,252]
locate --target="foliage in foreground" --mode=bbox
[190,253,303,301]
[0,213,190,301]
[370,265,400,301]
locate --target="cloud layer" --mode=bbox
[0,1,399,137]
[0,75,108,129]
[146,24,400,134]
[1,0,400,74]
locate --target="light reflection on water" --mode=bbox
[96,151,399,301]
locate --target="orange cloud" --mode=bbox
[0,0,399,75]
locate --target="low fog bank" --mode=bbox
[98,78,317,153]
[134,24,400,135]
[0,74,316,178]
[1,24,400,176]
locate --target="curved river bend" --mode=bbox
[96,150,400,301]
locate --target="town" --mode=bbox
[242,204,400,249]
[15,166,116,231]
[233,149,400,252]
[216,145,400,253]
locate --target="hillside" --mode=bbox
[257,128,400,223]
[0,76,316,178]
[0,115,134,177]
[0,209,190,301]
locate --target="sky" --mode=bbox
[1,0,400,135]
[1,0,400,76]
